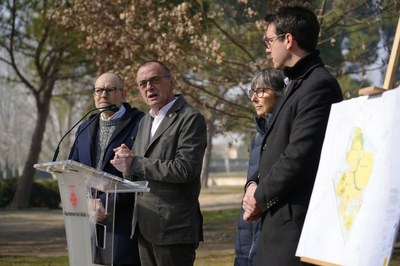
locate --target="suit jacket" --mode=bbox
[128,94,207,245]
[69,102,144,264]
[249,51,343,266]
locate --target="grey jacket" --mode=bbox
[129,94,207,245]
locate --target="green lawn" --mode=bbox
[0,256,68,266]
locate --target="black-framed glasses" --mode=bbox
[248,87,271,98]
[93,87,122,96]
[263,34,286,49]
[137,75,170,90]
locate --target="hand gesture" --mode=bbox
[110,143,135,174]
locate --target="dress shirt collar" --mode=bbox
[101,104,126,121]
[149,97,178,118]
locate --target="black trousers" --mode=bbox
[136,228,199,266]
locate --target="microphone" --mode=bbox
[52,104,118,162]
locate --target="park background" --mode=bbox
[0,0,399,265]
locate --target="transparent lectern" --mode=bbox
[34,160,149,266]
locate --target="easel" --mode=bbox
[358,17,400,95]
[300,16,400,266]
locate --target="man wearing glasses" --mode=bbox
[242,2,343,266]
[69,72,144,266]
[111,60,207,266]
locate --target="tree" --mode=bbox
[52,0,268,186]
[53,0,399,185]
[315,0,399,97]
[0,76,32,179]
[0,0,94,208]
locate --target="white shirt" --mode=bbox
[149,97,177,138]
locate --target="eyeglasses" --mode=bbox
[137,75,170,90]
[263,34,286,49]
[93,87,123,96]
[248,87,271,98]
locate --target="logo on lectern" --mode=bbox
[69,185,77,209]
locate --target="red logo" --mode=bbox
[69,185,77,209]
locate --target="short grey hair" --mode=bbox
[251,68,285,97]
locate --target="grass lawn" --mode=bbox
[0,209,239,266]
[2,207,399,265]
[1,181,400,266]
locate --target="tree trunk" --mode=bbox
[201,119,214,188]
[9,96,51,209]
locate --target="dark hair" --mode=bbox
[251,68,285,97]
[264,1,320,51]
[138,60,172,77]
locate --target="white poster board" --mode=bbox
[296,87,400,266]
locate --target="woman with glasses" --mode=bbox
[234,68,284,266]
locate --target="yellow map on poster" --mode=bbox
[335,127,374,234]
[296,87,400,266]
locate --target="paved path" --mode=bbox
[0,209,67,256]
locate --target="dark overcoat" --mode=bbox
[249,51,343,266]
[69,102,144,264]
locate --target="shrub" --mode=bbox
[0,178,61,209]
[30,179,61,209]
[0,177,18,207]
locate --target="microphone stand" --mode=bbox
[52,105,117,162]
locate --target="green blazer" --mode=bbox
[129,94,207,245]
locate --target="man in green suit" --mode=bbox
[111,60,207,266]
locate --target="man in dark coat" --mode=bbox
[69,72,144,265]
[242,2,343,266]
